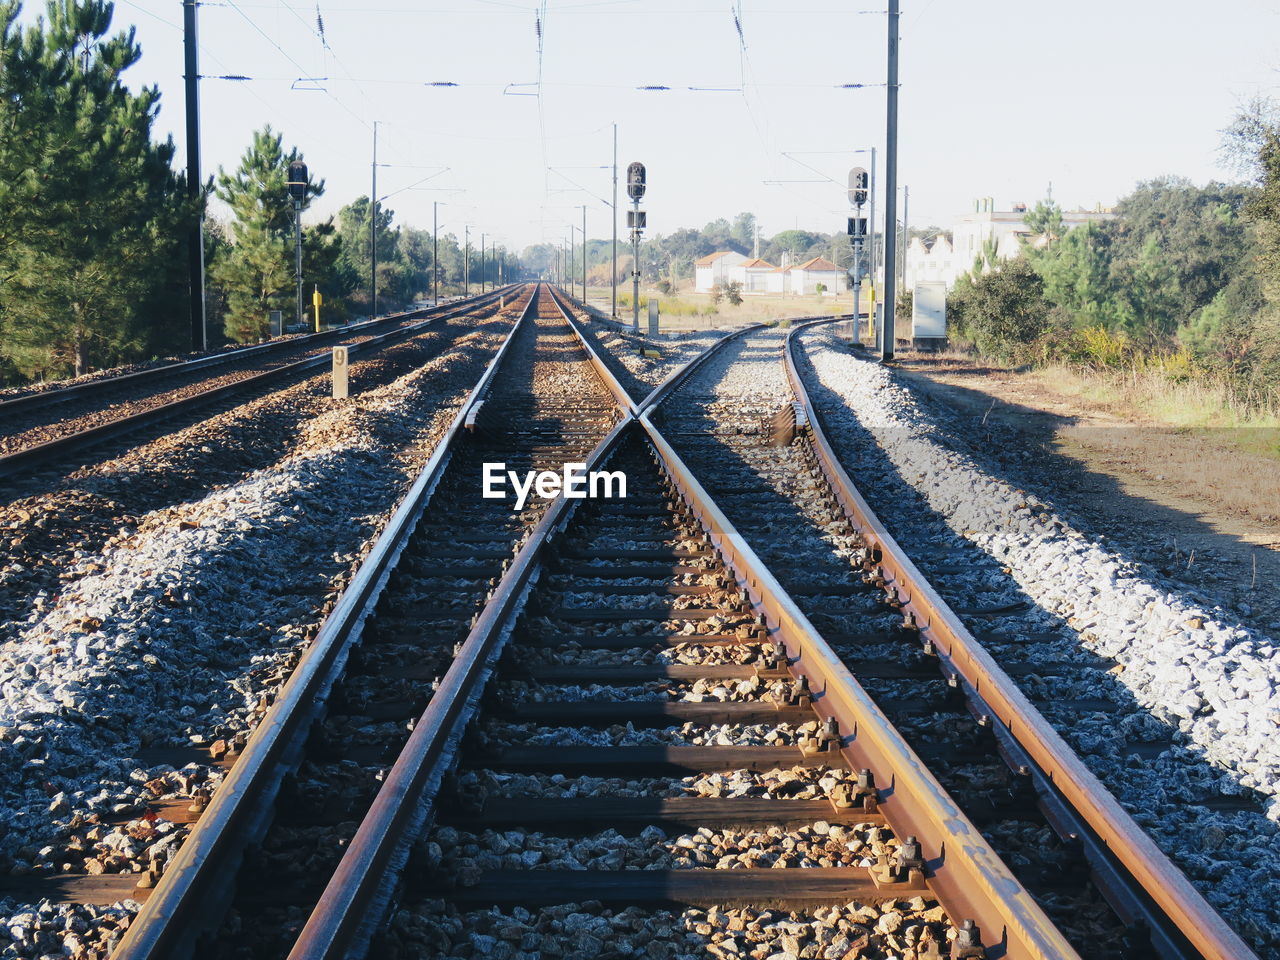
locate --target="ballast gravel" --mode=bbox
[799,326,1280,951]
[0,315,516,958]
[388,900,954,960]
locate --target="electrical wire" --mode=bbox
[220,0,373,130]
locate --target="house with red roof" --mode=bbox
[693,251,747,292]
[728,257,777,293]
[789,256,847,295]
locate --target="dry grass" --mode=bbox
[1035,364,1280,454]
[584,285,853,330]
[1028,365,1280,525]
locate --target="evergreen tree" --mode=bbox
[211,127,322,342]
[336,196,413,311]
[0,0,198,380]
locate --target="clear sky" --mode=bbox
[16,0,1280,250]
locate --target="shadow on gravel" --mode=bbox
[0,318,496,628]
[787,337,1279,951]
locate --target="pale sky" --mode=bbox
[17,0,1280,250]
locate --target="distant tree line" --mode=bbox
[521,211,911,293]
[0,0,523,386]
[948,156,1279,411]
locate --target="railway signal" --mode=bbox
[627,161,646,330]
[847,166,868,347]
[626,161,646,201]
[286,160,309,333]
[848,167,868,207]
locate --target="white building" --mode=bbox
[766,265,792,294]
[727,257,777,293]
[903,236,955,291]
[694,250,747,292]
[915,198,1116,290]
[789,257,847,296]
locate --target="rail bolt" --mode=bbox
[894,835,926,885]
[806,716,840,754]
[790,675,811,706]
[851,769,879,813]
[951,919,984,959]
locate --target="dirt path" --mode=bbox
[888,353,1280,632]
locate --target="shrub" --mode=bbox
[965,258,1049,361]
[723,281,743,307]
[896,289,913,320]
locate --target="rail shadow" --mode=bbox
[0,317,503,628]
[787,328,1278,951]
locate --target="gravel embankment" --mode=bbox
[799,325,1280,951]
[0,313,516,959]
[0,327,405,455]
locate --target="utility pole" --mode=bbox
[847,167,868,347]
[612,123,619,318]
[432,201,440,304]
[287,161,309,331]
[882,0,900,361]
[464,226,470,295]
[900,185,909,300]
[627,161,646,330]
[581,205,587,302]
[869,147,877,344]
[480,233,486,293]
[182,0,206,350]
[370,121,378,317]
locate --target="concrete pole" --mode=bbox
[881,0,900,361]
[631,198,641,330]
[294,200,304,328]
[869,146,876,345]
[612,123,619,317]
[371,121,378,317]
[182,0,206,350]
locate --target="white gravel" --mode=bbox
[799,325,1280,950]
[0,324,509,956]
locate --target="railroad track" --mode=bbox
[0,287,518,480]
[43,292,1252,959]
[24,283,617,959]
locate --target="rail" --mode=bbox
[0,287,519,479]
[107,285,538,960]
[0,287,516,418]
[285,294,1078,960]
[783,317,1257,960]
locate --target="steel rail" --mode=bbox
[286,306,1076,960]
[287,418,633,960]
[542,284,638,413]
[283,283,649,959]
[108,284,539,960]
[0,287,521,480]
[0,288,517,418]
[636,316,851,415]
[284,287,770,960]
[783,318,1258,960]
[634,409,1080,960]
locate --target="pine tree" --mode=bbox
[0,0,198,380]
[211,127,322,342]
